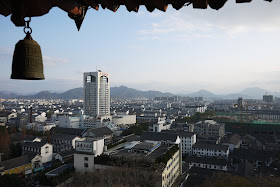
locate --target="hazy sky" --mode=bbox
[1,0,280,94]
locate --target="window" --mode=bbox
[84,163,88,168]
[45,146,49,153]
[86,75,96,82]
[84,157,88,161]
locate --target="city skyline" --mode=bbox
[1,1,280,94]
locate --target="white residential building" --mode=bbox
[161,147,180,187]
[153,120,171,132]
[26,122,56,132]
[192,143,229,159]
[83,71,110,117]
[140,131,181,145]
[178,132,196,155]
[163,130,196,155]
[183,105,207,116]
[189,157,228,171]
[112,114,136,128]
[74,139,105,173]
[22,139,53,170]
[194,120,225,138]
[74,152,95,173]
[82,115,116,129]
[58,115,80,128]
[51,133,85,153]
[35,112,47,122]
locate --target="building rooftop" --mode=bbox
[140,131,178,143]
[197,134,219,140]
[0,153,36,171]
[46,163,73,176]
[132,142,160,152]
[50,127,85,136]
[162,130,195,137]
[193,143,229,151]
[231,149,276,162]
[187,156,227,166]
[83,126,113,138]
[51,133,78,141]
[112,144,176,162]
[223,134,241,145]
[22,141,48,148]
[57,149,76,158]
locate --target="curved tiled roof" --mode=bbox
[0,0,273,29]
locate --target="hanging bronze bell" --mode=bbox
[11,32,45,80]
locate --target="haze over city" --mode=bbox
[2,1,280,186]
[1,1,280,94]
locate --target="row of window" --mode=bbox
[193,148,224,152]
[23,146,40,153]
[52,139,71,144]
[193,163,224,170]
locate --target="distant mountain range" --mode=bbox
[0,86,279,100]
[110,86,174,99]
[0,86,173,100]
[183,87,280,100]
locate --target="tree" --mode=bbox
[0,174,25,187]
[10,143,22,158]
[0,132,3,152]
[201,172,253,187]
[69,167,159,187]
[10,125,17,134]
[46,131,51,143]
[3,129,10,153]
[21,127,26,140]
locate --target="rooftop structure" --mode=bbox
[140,131,180,145]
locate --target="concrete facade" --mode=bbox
[162,149,180,187]
[58,115,80,128]
[84,71,110,117]
[112,115,136,128]
[74,153,95,173]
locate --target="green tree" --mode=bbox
[21,127,26,140]
[10,143,22,158]
[0,174,25,187]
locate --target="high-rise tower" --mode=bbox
[83,71,110,117]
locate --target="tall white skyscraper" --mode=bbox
[83,71,110,117]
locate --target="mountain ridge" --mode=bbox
[0,87,279,100]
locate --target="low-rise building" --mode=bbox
[50,127,86,136]
[162,130,196,155]
[54,149,75,163]
[153,120,171,132]
[111,143,181,187]
[136,116,166,123]
[188,156,228,171]
[112,114,136,128]
[222,134,241,151]
[140,131,181,145]
[0,154,34,176]
[171,123,194,132]
[197,134,220,144]
[82,127,113,142]
[26,122,56,132]
[192,143,229,158]
[194,120,225,139]
[22,139,53,172]
[51,133,85,153]
[74,139,105,173]
[58,115,80,128]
